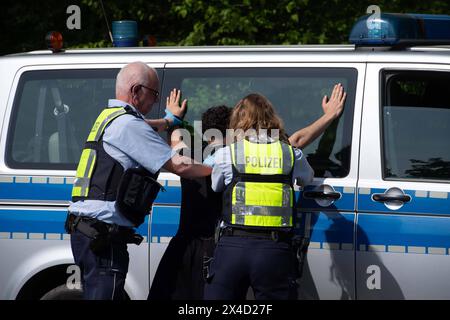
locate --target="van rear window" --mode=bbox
[6,69,120,170]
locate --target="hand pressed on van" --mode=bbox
[144,88,187,131]
[288,83,347,149]
[322,83,347,119]
[166,88,188,120]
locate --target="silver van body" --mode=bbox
[0,45,449,299]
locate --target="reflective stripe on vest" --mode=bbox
[71,107,128,198]
[229,139,294,228]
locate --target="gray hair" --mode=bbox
[115,62,158,98]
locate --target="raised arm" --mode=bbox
[288,83,347,149]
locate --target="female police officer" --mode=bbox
[204,93,314,300]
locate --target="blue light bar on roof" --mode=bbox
[349,13,450,47]
[112,20,138,47]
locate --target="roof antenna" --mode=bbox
[99,0,113,44]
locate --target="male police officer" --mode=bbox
[66,62,211,300]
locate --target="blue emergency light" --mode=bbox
[112,20,138,47]
[349,13,450,47]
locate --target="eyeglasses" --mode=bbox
[141,85,159,99]
[135,84,159,99]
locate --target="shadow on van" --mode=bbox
[297,209,404,300]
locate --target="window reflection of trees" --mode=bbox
[405,158,450,180]
[306,119,351,178]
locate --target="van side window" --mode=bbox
[163,67,357,178]
[383,71,450,181]
[6,69,119,170]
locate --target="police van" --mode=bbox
[0,13,449,300]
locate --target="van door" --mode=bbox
[153,63,365,299]
[357,63,450,299]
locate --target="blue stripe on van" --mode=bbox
[0,181,72,201]
[154,185,181,204]
[357,213,450,249]
[0,209,68,234]
[0,180,181,204]
[1,207,450,253]
[297,212,355,244]
[150,206,181,239]
[358,188,450,215]
[0,209,150,238]
[0,178,177,240]
[1,179,449,250]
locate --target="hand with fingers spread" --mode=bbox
[322,83,347,120]
[166,88,188,120]
[288,83,348,149]
[145,88,189,132]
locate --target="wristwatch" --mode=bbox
[164,118,170,131]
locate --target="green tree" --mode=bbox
[170,0,450,45]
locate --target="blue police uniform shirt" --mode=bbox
[68,99,176,227]
[211,137,314,192]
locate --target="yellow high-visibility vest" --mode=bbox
[223,139,295,229]
[71,107,130,200]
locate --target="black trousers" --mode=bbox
[204,235,299,300]
[148,234,215,300]
[70,229,129,300]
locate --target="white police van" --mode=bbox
[0,13,449,300]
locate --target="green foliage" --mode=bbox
[181,77,252,122]
[170,0,450,45]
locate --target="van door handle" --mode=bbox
[372,193,411,203]
[303,190,341,200]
